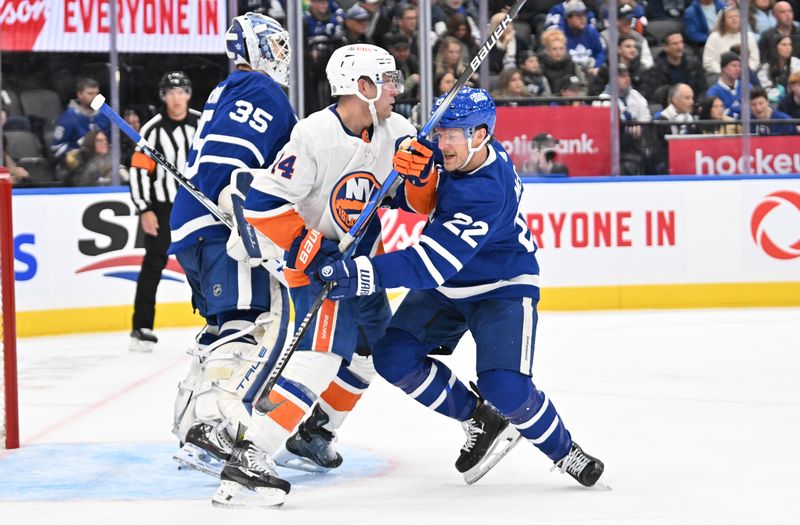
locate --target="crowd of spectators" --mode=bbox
[5,0,800,184]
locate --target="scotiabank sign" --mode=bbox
[669,135,800,175]
[0,0,226,52]
[494,106,611,177]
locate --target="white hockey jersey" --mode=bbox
[244,105,416,259]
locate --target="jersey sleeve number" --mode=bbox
[443,213,488,248]
[229,100,273,133]
[272,154,296,179]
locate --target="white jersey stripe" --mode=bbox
[420,235,463,271]
[529,416,560,445]
[437,274,541,300]
[205,134,265,166]
[236,262,253,310]
[411,244,445,285]
[429,371,457,411]
[171,214,220,243]
[520,297,534,373]
[516,394,550,430]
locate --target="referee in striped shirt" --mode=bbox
[128,71,201,352]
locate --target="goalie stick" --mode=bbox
[90,95,286,286]
[250,0,531,415]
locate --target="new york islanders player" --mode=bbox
[168,13,296,483]
[208,44,414,508]
[317,87,606,487]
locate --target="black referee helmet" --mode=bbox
[159,71,192,99]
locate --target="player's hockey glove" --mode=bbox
[286,228,341,275]
[316,256,380,301]
[393,136,435,187]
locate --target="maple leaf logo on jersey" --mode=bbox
[329,171,381,231]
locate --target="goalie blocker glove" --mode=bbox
[317,256,380,300]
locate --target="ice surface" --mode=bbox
[1,308,798,524]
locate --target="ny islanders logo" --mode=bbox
[330,171,381,231]
[751,190,800,260]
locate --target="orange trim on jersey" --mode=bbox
[361,129,371,143]
[375,242,385,256]
[312,299,337,352]
[246,208,305,251]
[405,166,439,215]
[266,391,307,432]
[284,268,311,288]
[320,382,363,412]
[131,151,156,173]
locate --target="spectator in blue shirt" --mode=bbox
[684,0,726,47]
[750,86,797,134]
[51,78,111,165]
[563,0,606,76]
[706,51,746,117]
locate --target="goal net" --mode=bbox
[0,170,19,449]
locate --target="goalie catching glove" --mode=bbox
[393,136,434,187]
[317,256,380,300]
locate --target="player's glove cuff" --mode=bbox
[286,228,340,275]
[317,256,380,301]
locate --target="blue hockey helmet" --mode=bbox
[225,12,291,87]
[432,87,496,138]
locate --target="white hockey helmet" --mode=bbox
[326,44,404,97]
[225,12,291,87]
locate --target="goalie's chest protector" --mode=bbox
[280,107,415,254]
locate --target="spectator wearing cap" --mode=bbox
[601,4,653,68]
[706,51,747,117]
[750,86,796,134]
[518,51,552,96]
[538,28,587,96]
[758,35,800,102]
[545,0,600,31]
[51,77,112,167]
[702,6,760,74]
[335,4,371,45]
[487,11,531,74]
[385,33,420,101]
[562,0,607,76]
[759,2,800,63]
[777,70,800,116]
[598,64,651,175]
[684,0,725,48]
[641,31,707,104]
[599,0,648,33]
[589,35,646,95]
[555,75,587,105]
[358,0,393,47]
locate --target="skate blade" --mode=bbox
[211,480,286,508]
[173,443,225,477]
[129,339,155,352]
[463,425,523,485]
[273,448,332,474]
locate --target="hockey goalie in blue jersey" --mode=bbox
[318,87,605,487]
[168,13,298,504]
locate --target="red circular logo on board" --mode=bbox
[751,190,800,260]
[329,171,380,232]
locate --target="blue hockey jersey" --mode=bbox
[169,70,296,254]
[374,141,541,302]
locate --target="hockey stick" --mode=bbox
[250,0,530,415]
[90,95,286,285]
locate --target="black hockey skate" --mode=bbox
[277,404,343,472]
[552,441,605,487]
[456,400,522,485]
[129,328,157,352]
[212,439,291,508]
[173,422,233,477]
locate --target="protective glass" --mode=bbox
[430,127,468,145]
[379,70,405,95]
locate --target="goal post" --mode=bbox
[0,169,19,449]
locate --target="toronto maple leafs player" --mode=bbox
[208,43,424,508]
[317,87,606,487]
[168,13,296,485]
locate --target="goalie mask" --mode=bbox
[226,12,291,87]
